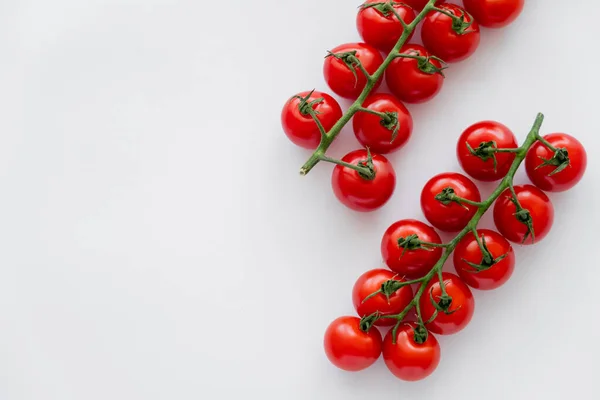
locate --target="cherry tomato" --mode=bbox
[323,316,382,372]
[493,185,554,245]
[525,133,587,192]
[457,121,519,182]
[421,172,481,232]
[357,0,416,52]
[352,269,413,326]
[386,44,445,104]
[421,3,480,63]
[383,323,441,381]
[463,0,524,28]
[331,149,396,212]
[402,0,439,10]
[323,42,384,99]
[381,219,443,279]
[281,91,343,149]
[454,229,515,290]
[419,272,475,335]
[352,94,413,154]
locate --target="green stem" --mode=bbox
[535,133,557,151]
[299,0,440,176]
[379,113,546,324]
[318,155,374,179]
[358,107,391,121]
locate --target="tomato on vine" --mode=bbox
[457,121,519,181]
[357,0,416,52]
[353,93,413,154]
[525,133,587,192]
[323,42,384,99]
[331,149,396,212]
[381,219,443,279]
[419,272,475,335]
[454,229,515,290]
[386,44,445,104]
[493,184,554,245]
[281,91,343,149]
[352,269,413,326]
[463,0,524,28]
[421,172,481,232]
[383,323,441,381]
[324,316,382,371]
[421,3,481,63]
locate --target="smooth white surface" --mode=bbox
[1,1,599,399]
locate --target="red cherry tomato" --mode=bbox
[421,3,480,63]
[331,149,396,212]
[357,0,416,52]
[419,272,475,335]
[454,229,515,290]
[463,0,524,28]
[457,121,519,181]
[323,42,384,99]
[402,0,439,10]
[381,219,443,279]
[493,184,554,245]
[386,44,445,104]
[421,172,481,232]
[281,91,343,149]
[324,316,382,372]
[352,269,413,326]
[383,323,441,381]
[352,94,413,154]
[525,133,587,192]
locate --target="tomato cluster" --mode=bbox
[324,119,587,381]
[282,0,526,212]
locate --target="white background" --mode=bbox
[1,0,599,399]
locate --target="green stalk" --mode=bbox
[299,0,440,176]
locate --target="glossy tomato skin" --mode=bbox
[331,149,396,212]
[357,0,416,52]
[281,91,343,149]
[381,219,443,279]
[383,323,441,381]
[323,43,384,99]
[525,133,587,192]
[421,172,481,232]
[454,229,515,290]
[463,0,524,28]
[324,316,382,372]
[352,269,413,326]
[420,272,475,335]
[353,94,413,154]
[386,44,444,104]
[421,3,480,63]
[457,121,519,181]
[493,185,554,245]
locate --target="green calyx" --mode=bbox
[417,55,447,76]
[435,187,469,210]
[359,311,381,332]
[451,11,475,35]
[357,147,376,180]
[326,50,361,87]
[380,111,401,142]
[512,202,536,244]
[462,234,509,273]
[536,147,571,176]
[397,234,436,255]
[467,140,499,172]
[293,90,324,116]
[412,323,429,345]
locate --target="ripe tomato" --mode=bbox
[420,172,481,232]
[357,0,416,52]
[402,0,439,10]
[454,229,515,290]
[386,44,445,104]
[493,185,554,245]
[463,0,524,28]
[281,91,343,149]
[331,149,396,212]
[352,94,413,154]
[525,133,587,192]
[323,42,384,99]
[419,272,475,335]
[421,3,480,63]
[383,323,441,381]
[352,269,413,326]
[324,316,382,372]
[457,121,519,182]
[381,219,443,279]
